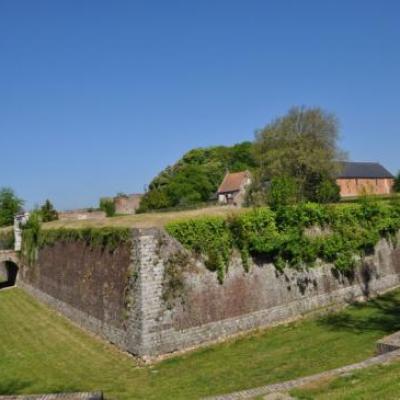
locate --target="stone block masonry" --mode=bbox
[133,230,400,357]
[376,331,400,355]
[114,194,143,215]
[0,393,103,400]
[18,236,134,352]
[16,228,400,359]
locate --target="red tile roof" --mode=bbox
[217,171,251,193]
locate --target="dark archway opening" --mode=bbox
[0,261,19,289]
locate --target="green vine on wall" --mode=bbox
[166,216,233,284]
[21,223,132,266]
[166,199,400,283]
[0,230,14,250]
[162,251,191,309]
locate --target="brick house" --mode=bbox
[114,194,143,215]
[336,162,394,197]
[217,171,252,206]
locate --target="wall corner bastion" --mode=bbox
[12,226,400,359]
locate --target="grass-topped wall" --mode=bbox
[21,226,132,266]
[166,199,400,283]
[19,225,134,335]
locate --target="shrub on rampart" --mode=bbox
[166,199,400,282]
[99,198,116,217]
[166,216,232,283]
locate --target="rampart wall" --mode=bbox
[17,228,400,359]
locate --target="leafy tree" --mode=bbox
[394,171,400,193]
[99,198,116,217]
[138,189,171,212]
[0,187,24,227]
[267,176,299,209]
[140,142,257,211]
[40,199,59,222]
[301,172,341,203]
[254,106,346,202]
[244,172,267,207]
[314,179,341,203]
[165,165,214,206]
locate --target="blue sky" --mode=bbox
[1,0,399,210]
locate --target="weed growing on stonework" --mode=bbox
[162,251,190,309]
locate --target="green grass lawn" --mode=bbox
[290,361,400,399]
[1,288,400,400]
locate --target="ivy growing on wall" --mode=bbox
[166,199,400,282]
[162,251,191,309]
[165,216,233,283]
[21,224,132,266]
[0,230,14,250]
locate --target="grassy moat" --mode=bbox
[1,288,400,399]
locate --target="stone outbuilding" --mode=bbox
[114,194,143,215]
[336,161,394,197]
[217,170,252,206]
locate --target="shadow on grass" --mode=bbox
[0,380,84,397]
[0,380,33,395]
[317,291,400,334]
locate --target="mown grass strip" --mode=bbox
[291,360,400,399]
[1,288,400,399]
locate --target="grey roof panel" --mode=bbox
[337,162,394,179]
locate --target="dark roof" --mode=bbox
[337,162,394,179]
[218,171,251,193]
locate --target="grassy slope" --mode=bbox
[41,206,243,229]
[2,289,400,399]
[0,195,397,232]
[291,362,400,399]
[0,207,238,233]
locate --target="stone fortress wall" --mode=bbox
[16,228,400,359]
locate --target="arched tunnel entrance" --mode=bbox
[0,261,19,289]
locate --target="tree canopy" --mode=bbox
[394,171,400,193]
[99,198,116,217]
[138,107,350,211]
[138,142,257,211]
[40,199,59,222]
[253,106,346,202]
[0,187,24,227]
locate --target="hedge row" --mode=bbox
[166,199,400,283]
